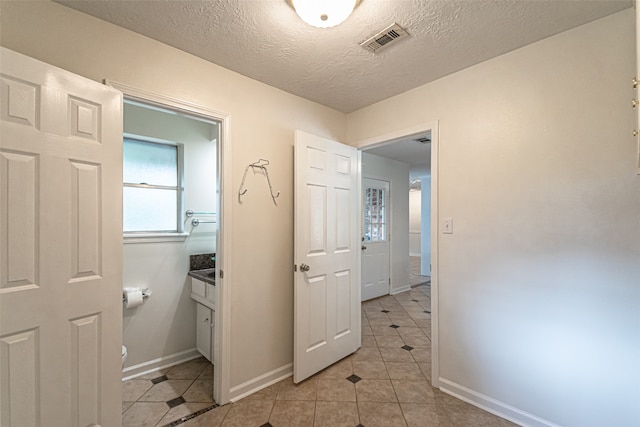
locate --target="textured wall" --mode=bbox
[348,10,640,427]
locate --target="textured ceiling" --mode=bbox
[57,0,631,113]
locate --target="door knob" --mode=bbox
[361,245,367,250]
[300,263,310,272]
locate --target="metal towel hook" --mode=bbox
[238,158,280,205]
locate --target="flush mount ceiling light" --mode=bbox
[288,0,360,28]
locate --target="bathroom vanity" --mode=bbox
[188,269,215,363]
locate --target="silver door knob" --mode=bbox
[300,263,310,272]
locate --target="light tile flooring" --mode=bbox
[122,357,215,426]
[123,259,516,426]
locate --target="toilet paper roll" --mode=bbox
[124,288,143,309]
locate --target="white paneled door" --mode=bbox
[0,48,123,427]
[294,130,361,383]
[361,178,390,301]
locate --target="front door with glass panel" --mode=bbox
[362,178,390,301]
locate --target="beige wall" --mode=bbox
[0,0,346,392]
[350,10,640,427]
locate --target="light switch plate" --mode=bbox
[443,218,453,234]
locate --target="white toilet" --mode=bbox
[122,345,127,368]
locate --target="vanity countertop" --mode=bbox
[188,268,215,285]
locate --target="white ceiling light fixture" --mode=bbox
[288,0,360,28]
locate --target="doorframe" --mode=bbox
[353,120,440,389]
[104,80,233,404]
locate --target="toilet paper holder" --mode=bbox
[122,288,152,302]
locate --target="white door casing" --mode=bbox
[0,48,123,427]
[106,80,232,405]
[294,130,361,383]
[361,178,390,301]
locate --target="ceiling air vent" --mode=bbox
[361,23,409,54]
[414,137,431,144]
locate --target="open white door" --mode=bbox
[294,130,361,383]
[361,178,390,301]
[0,48,123,426]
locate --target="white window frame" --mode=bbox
[123,133,187,243]
[364,185,388,243]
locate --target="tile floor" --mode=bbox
[122,357,215,426]
[123,258,516,426]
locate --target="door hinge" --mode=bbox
[389,277,391,285]
[219,269,224,279]
[294,264,297,272]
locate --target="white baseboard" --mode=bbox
[122,348,202,381]
[437,378,560,427]
[391,285,411,295]
[229,363,293,402]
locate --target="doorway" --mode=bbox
[356,121,439,387]
[107,81,233,405]
[409,175,432,283]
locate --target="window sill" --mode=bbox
[124,233,189,244]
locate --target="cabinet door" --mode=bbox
[196,303,212,361]
[205,283,216,308]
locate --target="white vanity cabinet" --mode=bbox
[191,277,216,363]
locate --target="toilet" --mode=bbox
[122,345,127,368]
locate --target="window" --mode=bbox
[123,137,183,234]
[364,187,386,242]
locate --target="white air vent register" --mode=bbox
[361,23,410,54]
